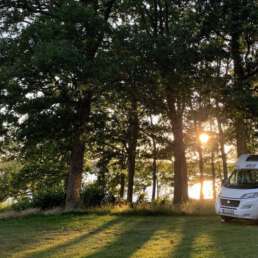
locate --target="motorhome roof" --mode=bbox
[236,154,258,170]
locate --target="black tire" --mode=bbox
[221,216,233,223]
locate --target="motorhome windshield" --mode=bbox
[225,169,258,189]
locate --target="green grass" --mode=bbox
[1,214,258,258]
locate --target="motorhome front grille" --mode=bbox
[220,198,240,207]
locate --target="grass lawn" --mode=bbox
[1,214,258,258]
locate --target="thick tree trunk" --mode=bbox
[127,99,139,204]
[151,137,157,202]
[235,120,249,156]
[65,139,85,210]
[231,31,249,156]
[119,173,125,199]
[172,115,188,204]
[216,117,228,179]
[127,145,137,204]
[64,1,115,211]
[166,91,188,204]
[65,92,91,211]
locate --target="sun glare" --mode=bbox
[199,133,209,144]
[188,180,213,199]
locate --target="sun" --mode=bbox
[188,180,213,199]
[199,133,209,144]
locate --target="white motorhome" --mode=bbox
[216,154,258,222]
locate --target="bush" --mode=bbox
[81,184,115,208]
[12,197,34,211]
[32,191,65,210]
[12,190,65,211]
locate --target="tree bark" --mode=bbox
[166,91,188,204]
[65,1,116,211]
[209,121,216,199]
[172,114,188,204]
[216,117,228,179]
[156,174,159,199]
[96,156,111,194]
[194,120,204,200]
[235,120,249,156]
[65,92,91,211]
[217,161,222,181]
[126,99,139,204]
[197,143,204,200]
[151,137,157,202]
[211,150,216,199]
[119,173,125,199]
[65,139,85,211]
[231,31,249,156]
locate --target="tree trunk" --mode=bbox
[217,160,222,181]
[151,137,157,202]
[231,31,249,156]
[172,115,188,204]
[127,144,137,204]
[65,139,85,210]
[156,174,159,199]
[127,99,139,204]
[166,91,188,204]
[194,120,204,200]
[119,173,125,199]
[64,1,115,211]
[96,157,110,194]
[65,92,91,211]
[211,150,216,199]
[216,117,228,179]
[197,144,204,200]
[235,120,249,156]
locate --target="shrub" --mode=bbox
[12,197,34,211]
[12,190,65,211]
[32,191,65,210]
[81,184,115,208]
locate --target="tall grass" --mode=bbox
[0,199,216,219]
[79,199,216,217]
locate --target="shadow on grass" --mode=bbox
[0,215,75,257]
[85,218,170,258]
[172,217,258,258]
[22,216,123,258]
[26,216,175,258]
[210,218,258,257]
[170,217,206,258]
[9,214,258,258]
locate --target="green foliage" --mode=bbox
[0,161,21,202]
[13,189,65,211]
[12,197,34,212]
[0,0,258,207]
[10,142,68,199]
[81,183,116,208]
[32,190,65,210]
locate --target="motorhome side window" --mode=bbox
[227,169,258,188]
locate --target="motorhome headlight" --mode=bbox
[241,192,258,199]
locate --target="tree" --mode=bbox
[0,0,119,210]
[132,0,213,204]
[203,0,258,156]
